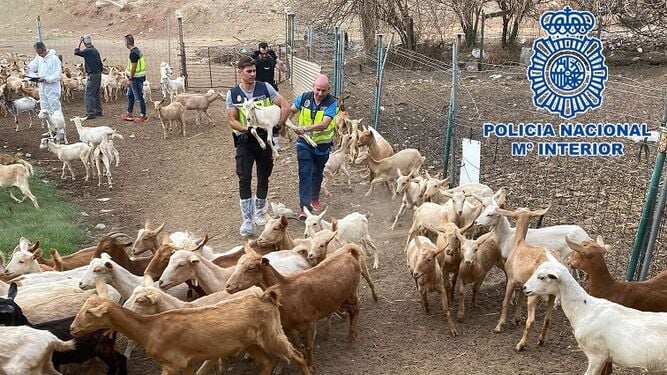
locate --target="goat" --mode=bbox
[39,138,92,181]
[524,256,667,375]
[566,236,667,312]
[71,280,311,375]
[390,169,426,230]
[321,133,352,196]
[225,243,363,370]
[0,283,127,374]
[455,230,504,322]
[0,163,39,208]
[0,325,76,374]
[38,110,68,144]
[173,89,221,126]
[303,208,381,269]
[152,99,186,140]
[5,96,38,131]
[70,116,123,146]
[406,235,458,336]
[493,207,557,352]
[364,149,425,199]
[93,138,119,189]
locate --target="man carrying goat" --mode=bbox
[291,74,338,221]
[226,56,291,237]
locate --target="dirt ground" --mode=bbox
[2,75,654,374]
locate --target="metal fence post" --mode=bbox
[638,95,667,280]
[167,17,172,67]
[333,26,340,97]
[207,47,213,88]
[373,33,384,130]
[287,12,296,89]
[176,12,188,88]
[444,34,461,185]
[36,16,43,43]
[627,95,667,281]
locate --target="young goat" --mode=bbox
[0,162,39,208]
[364,149,425,199]
[321,133,352,196]
[93,138,119,189]
[39,138,93,181]
[524,256,667,375]
[71,280,311,375]
[173,89,221,126]
[390,169,426,230]
[38,110,68,144]
[152,99,186,140]
[406,235,458,336]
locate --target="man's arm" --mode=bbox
[227,107,248,133]
[74,37,84,56]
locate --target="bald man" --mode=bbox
[291,74,338,220]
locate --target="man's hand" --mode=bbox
[37,78,45,83]
[294,127,305,135]
[126,78,132,85]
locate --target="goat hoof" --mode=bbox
[515,343,526,352]
[538,339,545,346]
[494,325,504,333]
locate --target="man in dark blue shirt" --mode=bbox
[74,35,103,119]
[251,42,287,92]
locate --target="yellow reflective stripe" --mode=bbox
[300,108,335,143]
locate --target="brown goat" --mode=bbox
[92,233,152,276]
[566,236,667,312]
[71,280,311,375]
[225,243,363,369]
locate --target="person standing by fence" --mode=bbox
[291,74,338,221]
[251,42,287,92]
[226,56,291,237]
[121,34,148,123]
[74,35,103,119]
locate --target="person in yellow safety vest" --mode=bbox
[226,56,291,237]
[290,74,339,221]
[121,34,148,123]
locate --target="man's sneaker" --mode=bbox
[298,208,307,222]
[310,199,326,212]
[134,115,148,123]
[121,113,134,121]
[85,114,97,120]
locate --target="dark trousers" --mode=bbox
[85,72,102,116]
[297,143,330,210]
[235,135,274,200]
[127,76,146,116]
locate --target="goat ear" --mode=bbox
[547,273,559,280]
[328,230,338,243]
[565,236,587,255]
[88,305,108,318]
[596,235,605,247]
[104,261,113,270]
[279,215,288,227]
[531,205,550,217]
[144,219,150,229]
[143,274,154,286]
[7,283,17,300]
[302,206,313,218]
[477,230,494,245]
[19,237,29,253]
[29,241,40,254]
[188,254,200,264]
[495,208,516,218]
[414,236,423,249]
[440,177,450,188]
[155,222,165,234]
[442,191,454,198]
[318,208,328,220]
[470,193,485,205]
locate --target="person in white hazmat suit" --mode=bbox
[25,42,65,140]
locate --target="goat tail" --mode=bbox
[260,285,282,308]
[344,243,364,264]
[16,159,34,176]
[53,338,76,352]
[111,132,124,140]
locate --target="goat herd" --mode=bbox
[2,60,667,374]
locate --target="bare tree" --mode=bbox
[495,0,541,48]
[442,0,487,47]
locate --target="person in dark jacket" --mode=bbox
[74,35,103,119]
[251,42,287,92]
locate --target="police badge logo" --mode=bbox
[527,6,608,120]
[303,99,311,108]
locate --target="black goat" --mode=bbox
[0,283,127,374]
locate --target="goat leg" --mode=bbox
[249,127,267,149]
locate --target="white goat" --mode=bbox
[39,139,92,181]
[38,110,68,144]
[93,138,119,189]
[6,97,38,131]
[390,169,426,230]
[70,116,123,146]
[524,256,667,374]
[303,208,381,269]
[474,195,591,261]
[0,163,39,208]
[321,133,352,196]
[239,99,281,159]
[0,325,76,374]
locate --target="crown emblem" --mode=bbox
[540,6,595,36]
